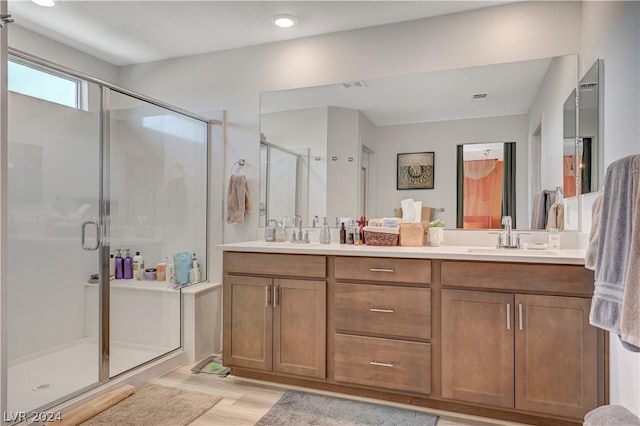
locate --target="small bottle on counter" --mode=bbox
[319,217,331,244]
[157,262,167,282]
[340,222,346,244]
[166,257,175,284]
[548,228,561,249]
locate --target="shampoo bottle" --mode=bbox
[132,251,144,281]
[115,249,124,279]
[340,222,346,244]
[123,249,133,279]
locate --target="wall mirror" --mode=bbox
[563,89,578,198]
[577,59,603,195]
[260,55,578,229]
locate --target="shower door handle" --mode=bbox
[81,219,100,251]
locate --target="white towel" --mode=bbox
[585,194,604,271]
[621,155,640,349]
[545,202,564,230]
[400,198,415,222]
[590,155,640,351]
[226,174,249,224]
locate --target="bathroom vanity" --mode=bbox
[221,243,606,425]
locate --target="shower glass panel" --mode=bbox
[7,67,102,413]
[107,90,207,376]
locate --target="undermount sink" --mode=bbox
[467,247,560,255]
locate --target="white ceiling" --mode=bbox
[8,0,515,66]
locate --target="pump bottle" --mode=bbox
[123,249,133,279]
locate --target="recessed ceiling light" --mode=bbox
[273,14,297,28]
[32,0,57,7]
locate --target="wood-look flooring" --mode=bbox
[153,363,527,426]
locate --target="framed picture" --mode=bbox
[397,151,434,190]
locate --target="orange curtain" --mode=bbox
[463,160,504,229]
[563,155,576,198]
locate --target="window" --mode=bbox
[8,60,80,109]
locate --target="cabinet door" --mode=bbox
[273,279,326,378]
[515,294,597,418]
[442,290,514,408]
[223,275,273,371]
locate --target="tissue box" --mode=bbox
[363,226,399,246]
[399,223,425,246]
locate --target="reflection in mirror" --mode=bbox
[563,89,577,198]
[456,142,516,229]
[577,60,603,194]
[260,55,578,229]
[258,136,300,227]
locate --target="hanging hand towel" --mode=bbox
[226,174,250,225]
[590,155,640,351]
[585,194,604,271]
[620,155,640,350]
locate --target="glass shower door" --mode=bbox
[107,90,206,376]
[6,63,102,413]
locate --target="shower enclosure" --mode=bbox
[5,51,210,416]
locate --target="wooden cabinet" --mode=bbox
[332,257,432,395]
[223,253,327,379]
[334,334,431,394]
[442,289,598,419]
[441,290,514,408]
[222,251,605,424]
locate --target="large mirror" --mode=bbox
[260,55,578,229]
[577,59,603,195]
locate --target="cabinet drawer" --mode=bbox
[224,252,326,278]
[334,257,430,284]
[441,261,594,295]
[334,283,431,339]
[334,334,431,394]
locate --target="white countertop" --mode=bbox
[219,241,587,265]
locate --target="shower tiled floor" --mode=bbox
[7,338,170,414]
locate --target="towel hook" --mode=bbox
[231,159,246,175]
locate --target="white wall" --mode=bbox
[580,1,640,416]
[8,25,118,84]
[375,115,529,228]
[326,107,360,221]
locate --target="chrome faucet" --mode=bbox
[492,215,525,249]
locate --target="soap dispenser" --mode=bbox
[319,217,331,244]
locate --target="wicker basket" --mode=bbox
[364,229,399,246]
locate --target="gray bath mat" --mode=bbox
[255,389,439,426]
